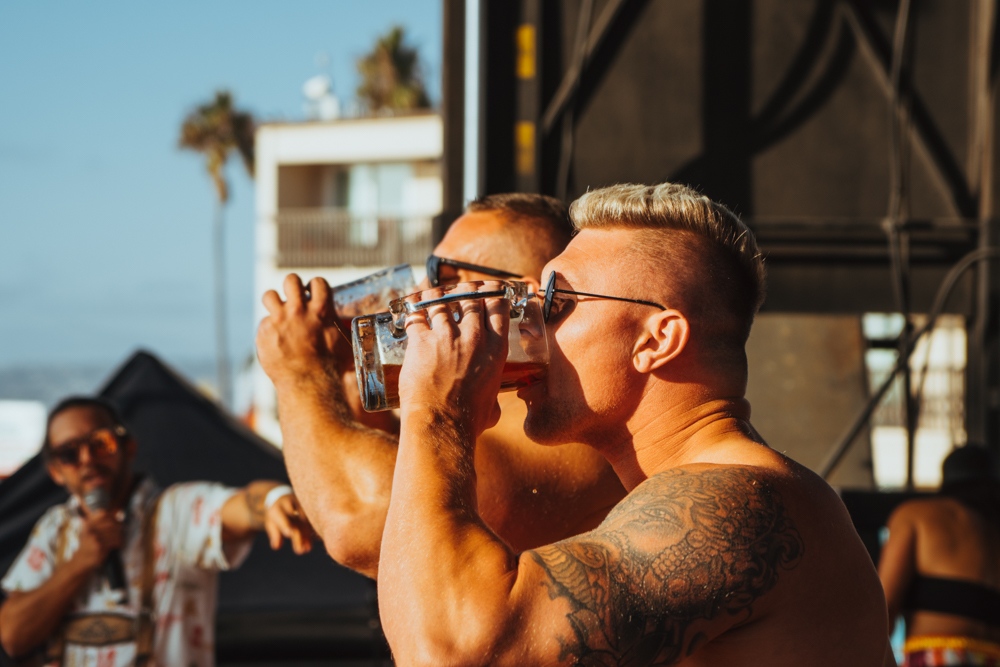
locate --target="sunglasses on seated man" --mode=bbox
[49,425,127,466]
[539,271,667,323]
[426,255,520,288]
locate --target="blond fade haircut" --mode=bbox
[569,182,765,355]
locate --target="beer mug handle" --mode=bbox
[390,287,516,334]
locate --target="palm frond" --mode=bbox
[179,90,256,203]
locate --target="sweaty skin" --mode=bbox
[256,210,625,578]
[376,228,890,667]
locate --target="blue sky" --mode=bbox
[0,0,441,373]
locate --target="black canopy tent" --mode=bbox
[0,351,390,665]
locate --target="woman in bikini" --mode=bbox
[879,445,1000,667]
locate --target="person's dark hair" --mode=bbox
[467,193,573,237]
[42,396,125,462]
[463,193,574,279]
[939,445,1000,530]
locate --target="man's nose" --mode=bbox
[77,444,94,466]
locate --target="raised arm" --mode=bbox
[256,274,398,577]
[0,509,122,657]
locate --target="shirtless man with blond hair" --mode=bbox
[375,182,891,666]
[255,193,626,577]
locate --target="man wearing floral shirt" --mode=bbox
[0,396,314,667]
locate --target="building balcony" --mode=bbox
[275,209,435,268]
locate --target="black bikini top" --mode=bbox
[904,574,1000,626]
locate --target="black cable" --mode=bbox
[887,0,912,224]
[820,247,1000,479]
[885,0,916,486]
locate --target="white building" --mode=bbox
[252,112,442,443]
[0,400,46,478]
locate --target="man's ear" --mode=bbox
[633,309,690,374]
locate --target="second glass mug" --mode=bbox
[351,281,549,412]
[302,263,416,341]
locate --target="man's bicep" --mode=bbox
[512,533,721,666]
[515,533,716,667]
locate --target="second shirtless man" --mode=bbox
[255,193,626,577]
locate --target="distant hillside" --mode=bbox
[0,357,217,408]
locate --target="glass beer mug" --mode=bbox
[327,264,416,340]
[351,280,549,412]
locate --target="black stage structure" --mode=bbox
[440,0,1000,503]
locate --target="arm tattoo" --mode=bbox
[529,467,804,665]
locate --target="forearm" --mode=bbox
[0,557,95,657]
[221,480,282,543]
[380,410,519,664]
[274,375,397,577]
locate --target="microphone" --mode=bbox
[82,488,128,600]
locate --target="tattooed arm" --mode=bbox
[220,481,315,554]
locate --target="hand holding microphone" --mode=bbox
[81,488,128,597]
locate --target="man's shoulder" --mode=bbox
[527,463,884,663]
[609,463,805,519]
[601,464,805,554]
[528,463,807,658]
[888,494,965,526]
[33,500,74,533]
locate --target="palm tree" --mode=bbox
[357,26,431,113]
[179,90,255,408]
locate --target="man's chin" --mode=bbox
[77,472,113,496]
[519,382,580,445]
[521,406,563,446]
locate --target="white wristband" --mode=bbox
[264,485,294,510]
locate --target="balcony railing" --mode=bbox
[275,209,435,268]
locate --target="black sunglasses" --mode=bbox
[540,271,667,322]
[49,426,127,466]
[426,255,520,287]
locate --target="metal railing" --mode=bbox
[275,209,435,268]
[869,368,966,433]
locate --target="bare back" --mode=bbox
[881,497,1000,642]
